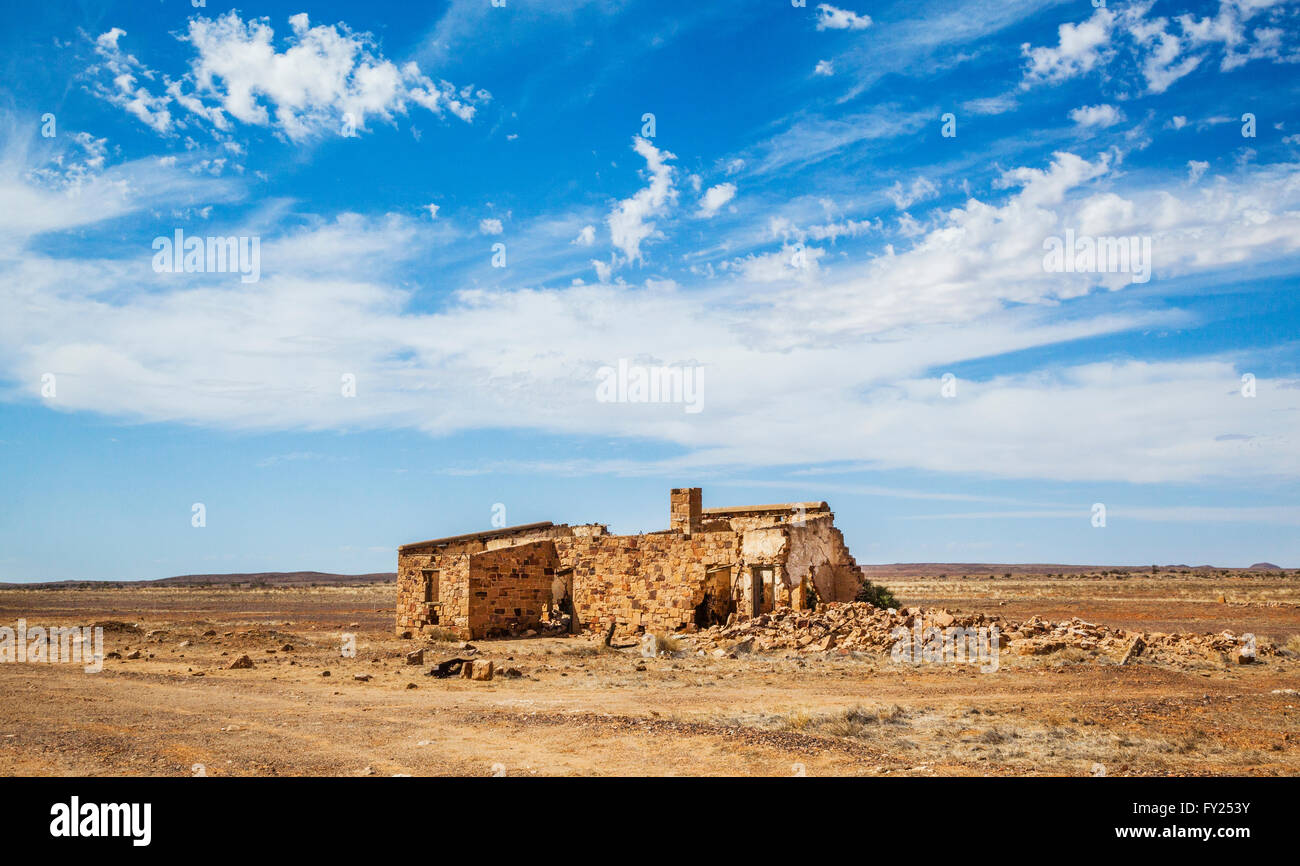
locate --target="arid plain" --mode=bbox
[1,569,1297,777]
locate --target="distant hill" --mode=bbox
[857,563,1290,576]
[0,571,397,589]
[859,563,1127,577]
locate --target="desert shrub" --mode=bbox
[855,579,899,609]
[651,632,682,653]
[798,705,909,739]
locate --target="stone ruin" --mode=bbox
[395,488,867,640]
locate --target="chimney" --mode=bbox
[670,488,702,536]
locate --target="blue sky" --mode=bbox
[1,0,1298,581]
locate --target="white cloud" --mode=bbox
[425,203,440,219]
[85,13,489,141]
[962,94,1019,116]
[1126,10,1203,94]
[573,224,596,246]
[1021,1,1299,95]
[1187,159,1210,183]
[1178,0,1298,70]
[1069,103,1125,128]
[606,136,677,264]
[885,176,939,210]
[86,27,173,132]
[479,218,504,235]
[696,182,737,218]
[1021,7,1115,85]
[814,59,835,76]
[815,4,872,31]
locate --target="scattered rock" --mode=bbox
[227,654,254,670]
[690,602,1273,666]
[96,621,143,635]
[428,658,471,678]
[353,673,372,682]
[125,650,142,660]
[405,649,425,666]
[1119,636,1146,666]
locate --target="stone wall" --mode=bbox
[554,530,738,636]
[396,525,572,635]
[464,541,557,639]
[783,515,864,603]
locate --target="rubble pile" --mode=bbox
[696,603,994,655]
[691,602,1276,666]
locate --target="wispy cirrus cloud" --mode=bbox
[4,124,1299,484]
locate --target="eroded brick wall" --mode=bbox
[555,530,738,636]
[465,541,557,639]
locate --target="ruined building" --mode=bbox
[395,488,867,640]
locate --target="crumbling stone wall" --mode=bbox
[783,515,864,603]
[396,551,468,634]
[554,530,738,636]
[464,541,557,638]
[396,525,569,636]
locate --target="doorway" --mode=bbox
[752,566,773,617]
